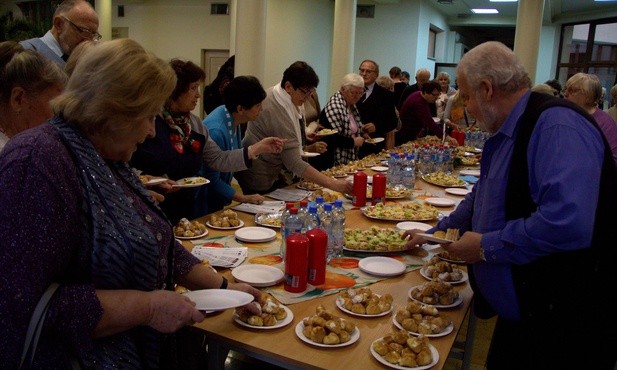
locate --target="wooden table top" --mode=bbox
[185,170,475,370]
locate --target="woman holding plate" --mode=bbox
[130,59,284,223]
[315,73,373,169]
[0,39,261,369]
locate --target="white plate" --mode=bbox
[335,295,393,318]
[172,177,210,188]
[206,219,245,230]
[424,197,456,207]
[445,188,471,196]
[231,264,284,287]
[295,320,360,348]
[408,286,463,309]
[315,129,338,136]
[233,305,293,330]
[419,267,468,285]
[144,177,168,186]
[459,169,481,177]
[254,212,282,228]
[358,257,406,277]
[392,314,455,338]
[435,252,466,264]
[183,289,254,311]
[416,232,453,244]
[366,137,384,144]
[235,227,277,243]
[370,166,389,172]
[396,221,432,232]
[302,152,320,157]
[175,230,208,240]
[370,339,439,370]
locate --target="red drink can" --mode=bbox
[352,171,367,207]
[284,233,309,293]
[306,228,327,285]
[372,173,386,205]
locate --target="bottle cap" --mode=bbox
[308,205,317,213]
[300,200,308,207]
[290,207,298,214]
[324,203,332,211]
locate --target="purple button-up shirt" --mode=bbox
[435,91,604,320]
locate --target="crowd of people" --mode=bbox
[1,1,617,369]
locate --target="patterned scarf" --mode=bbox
[161,107,201,154]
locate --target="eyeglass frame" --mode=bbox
[296,87,315,98]
[62,16,102,41]
[358,68,376,74]
[563,86,581,95]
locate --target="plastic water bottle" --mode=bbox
[280,202,296,259]
[316,196,326,222]
[402,154,416,189]
[331,200,346,259]
[282,207,304,261]
[298,199,309,223]
[304,205,320,232]
[443,145,454,174]
[319,203,334,262]
[387,153,400,187]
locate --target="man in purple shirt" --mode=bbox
[405,42,617,369]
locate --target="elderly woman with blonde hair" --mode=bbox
[435,71,456,119]
[0,41,67,151]
[0,38,260,369]
[564,72,617,165]
[316,73,371,168]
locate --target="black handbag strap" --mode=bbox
[19,283,60,369]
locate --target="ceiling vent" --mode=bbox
[211,3,229,15]
[357,5,375,18]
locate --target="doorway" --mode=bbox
[201,49,230,119]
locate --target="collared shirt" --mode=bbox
[363,82,375,101]
[40,30,64,59]
[434,91,604,320]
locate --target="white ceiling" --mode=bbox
[427,0,617,26]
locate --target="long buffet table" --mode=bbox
[182,165,477,370]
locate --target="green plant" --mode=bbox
[0,11,48,42]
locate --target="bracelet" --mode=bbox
[219,276,228,289]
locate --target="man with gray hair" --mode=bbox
[398,68,433,112]
[404,41,617,369]
[20,0,100,66]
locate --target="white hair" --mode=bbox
[340,73,364,91]
[457,41,531,93]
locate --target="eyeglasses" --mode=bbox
[563,86,581,95]
[296,87,314,98]
[359,68,376,74]
[347,88,365,97]
[63,16,102,41]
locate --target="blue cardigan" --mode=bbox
[195,105,242,216]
